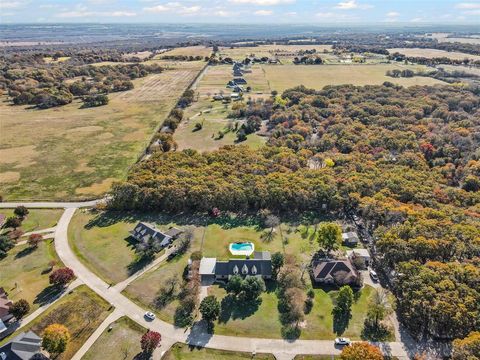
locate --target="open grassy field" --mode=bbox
[219,44,332,61]
[158,45,212,58]
[0,239,64,314]
[0,63,204,201]
[82,316,146,360]
[263,64,446,92]
[207,284,378,340]
[294,356,339,360]
[0,285,112,359]
[68,209,200,285]
[388,47,480,61]
[164,343,275,360]
[0,208,62,232]
[427,33,480,45]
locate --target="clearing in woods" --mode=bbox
[0,62,204,200]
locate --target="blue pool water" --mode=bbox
[231,242,253,251]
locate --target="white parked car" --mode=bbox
[0,352,6,360]
[335,337,351,346]
[144,311,156,321]
[369,270,379,281]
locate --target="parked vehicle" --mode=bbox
[370,269,379,281]
[335,337,351,346]
[144,311,156,320]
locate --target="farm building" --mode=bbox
[342,231,360,246]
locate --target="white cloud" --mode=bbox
[410,17,424,22]
[57,5,136,18]
[455,2,480,9]
[230,0,294,5]
[286,11,297,15]
[214,10,232,17]
[254,9,273,15]
[463,9,480,14]
[144,2,201,15]
[386,11,400,17]
[335,0,372,10]
[0,1,28,9]
[110,11,136,16]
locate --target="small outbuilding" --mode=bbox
[342,231,360,246]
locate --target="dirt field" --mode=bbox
[388,47,480,61]
[263,64,446,92]
[0,63,204,200]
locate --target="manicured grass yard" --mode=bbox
[0,285,112,359]
[68,209,192,285]
[82,316,146,360]
[122,225,203,323]
[0,208,62,233]
[295,356,339,360]
[207,283,378,340]
[0,239,64,314]
[164,343,275,360]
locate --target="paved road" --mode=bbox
[54,208,410,360]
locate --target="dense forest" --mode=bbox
[110,83,480,341]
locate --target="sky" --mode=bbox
[1,0,479,24]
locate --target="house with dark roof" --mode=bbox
[311,259,360,286]
[199,251,272,282]
[0,288,13,323]
[130,222,183,248]
[0,331,42,360]
[233,77,247,85]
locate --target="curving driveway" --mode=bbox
[52,207,410,359]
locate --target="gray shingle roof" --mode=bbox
[130,222,171,244]
[0,331,42,360]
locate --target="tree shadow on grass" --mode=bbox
[218,294,262,324]
[33,285,64,307]
[127,254,154,276]
[361,319,393,342]
[332,309,352,336]
[15,246,35,259]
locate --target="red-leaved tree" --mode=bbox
[49,267,75,287]
[140,330,161,355]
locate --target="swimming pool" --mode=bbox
[229,242,255,256]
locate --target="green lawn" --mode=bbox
[0,285,112,360]
[208,282,282,338]
[1,208,62,232]
[0,239,64,314]
[122,225,203,323]
[68,210,193,285]
[164,343,275,360]
[82,316,146,360]
[207,284,377,340]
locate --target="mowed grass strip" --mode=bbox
[0,285,112,359]
[262,64,446,92]
[0,209,62,233]
[81,316,146,360]
[0,63,204,201]
[163,343,275,360]
[0,239,64,314]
